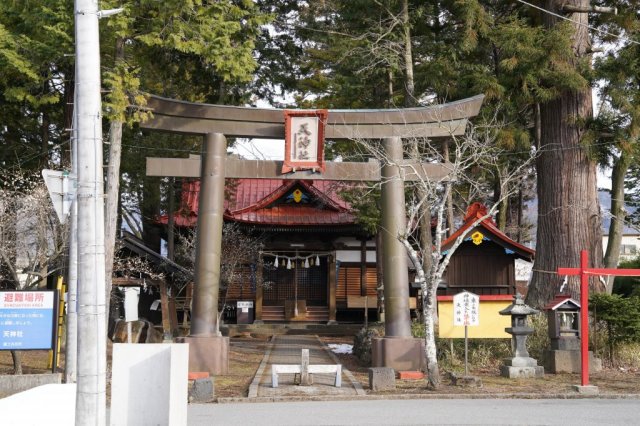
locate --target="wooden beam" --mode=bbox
[146,155,452,182]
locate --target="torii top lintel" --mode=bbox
[140,94,484,139]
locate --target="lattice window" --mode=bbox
[262,257,327,305]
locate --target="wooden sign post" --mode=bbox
[453,291,479,376]
[557,249,640,389]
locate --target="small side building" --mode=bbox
[440,203,535,296]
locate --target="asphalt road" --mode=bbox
[188,398,640,425]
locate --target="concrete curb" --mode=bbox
[216,392,640,404]
[247,336,274,398]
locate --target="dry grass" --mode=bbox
[320,335,640,396]
[215,335,270,398]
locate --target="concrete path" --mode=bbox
[246,335,365,400]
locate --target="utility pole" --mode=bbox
[65,89,78,384]
[75,0,106,424]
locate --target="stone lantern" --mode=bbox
[499,293,544,378]
[544,295,601,373]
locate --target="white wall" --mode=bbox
[603,234,640,262]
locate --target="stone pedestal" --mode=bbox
[545,350,602,374]
[371,337,425,371]
[368,367,396,391]
[500,357,544,378]
[450,372,482,387]
[178,335,229,375]
[189,377,214,403]
[572,384,599,395]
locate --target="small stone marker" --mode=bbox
[300,348,311,386]
[189,377,214,403]
[368,367,396,391]
[449,372,482,387]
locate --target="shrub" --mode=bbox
[411,320,425,338]
[590,293,640,363]
[352,326,381,366]
[526,313,550,362]
[612,257,640,297]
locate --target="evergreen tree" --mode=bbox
[527,0,605,308]
[590,1,640,283]
[0,1,74,169]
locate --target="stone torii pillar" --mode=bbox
[371,137,423,371]
[178,133,229,375]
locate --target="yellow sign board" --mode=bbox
[438,295,512,338]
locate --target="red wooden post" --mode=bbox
[579,250,589,386]
[557,249,640,388]
[557,250,590,386]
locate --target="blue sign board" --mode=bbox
[0,291,57,350]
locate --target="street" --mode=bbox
[188,398,639,425]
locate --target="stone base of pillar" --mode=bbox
[500,365,544,379]
[501,356,544,378]
[371,337,424,371]
[545,350,602,374]
[572,384,599,395]
[177,335,229,375]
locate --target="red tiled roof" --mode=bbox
[543,295,580,311]
[442,202,535,260]
[158,178,356,227]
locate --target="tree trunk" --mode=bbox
[105,37,125,322]
[527,0,603,307]
[441,140,454,236]
[495,173,509,231]
[11,350,22,375]
[603,151,631,292]
[387,68,394,108]
[401,0,415,108]
[423,278,440,388]
[517,184,524,243]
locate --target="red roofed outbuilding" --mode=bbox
[439,202,535,296]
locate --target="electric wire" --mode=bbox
[515,0,640,46]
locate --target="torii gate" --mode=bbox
[142,94,484,374]
[558,249,640,393]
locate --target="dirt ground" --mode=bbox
[319,336,640,397]
[2,335,640,399]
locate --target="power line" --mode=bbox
[3,136,627,168]
[516,0,640,46]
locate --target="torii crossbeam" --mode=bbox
[558,249,640,392]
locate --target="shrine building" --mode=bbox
[159,180,534,324]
